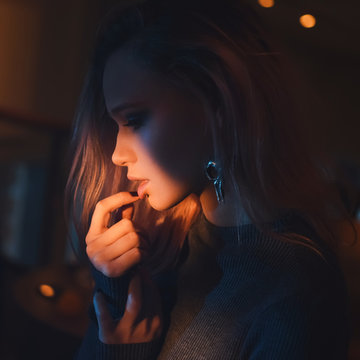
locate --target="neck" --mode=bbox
[199,182,252,227]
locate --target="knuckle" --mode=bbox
[91,254,101,269]
[86,244,93,257]
[95,252,105,265]
[101,263,113,277]
[95,200,105,210]
[130,231,140,244]
[102,261,125,278]
[132,247,142,262]
[120,218,133,231]
[85,233,97,246]
[86,242,99,259]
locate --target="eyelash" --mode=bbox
[122,112,148,130]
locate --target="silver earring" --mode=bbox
[205,161,224,204]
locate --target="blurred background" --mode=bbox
[0,0,359,359]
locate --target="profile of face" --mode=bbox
[102,47,213,211]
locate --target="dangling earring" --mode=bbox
[205,161,225,204]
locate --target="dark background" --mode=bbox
[0,0,359,359]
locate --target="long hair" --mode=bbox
[64,0,357,274]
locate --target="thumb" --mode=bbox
[93,291,114,342]
[122,272,143,323]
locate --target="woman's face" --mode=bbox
[102,47,212,211]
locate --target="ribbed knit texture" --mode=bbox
[89,263,131,320]
[74,212,350,359]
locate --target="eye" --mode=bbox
[122,111,149,130]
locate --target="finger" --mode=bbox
[120,202,134,220]
[88,217,136,248]
[88,192,139,236]
[93,291,114,342]
[104,218,149,248]
[132,269,163,339]
[122,272,143,324]
[93,231,140,263]
[102,247,147,278]
[111,201,135,226]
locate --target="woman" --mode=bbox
[64,0,357,358]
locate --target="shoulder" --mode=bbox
[231,229,350,311]
[266,233,347,300]
[239,239,350,359]
[241,286,350,360]
[280,235,346,297]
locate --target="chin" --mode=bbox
[147,193,189,211]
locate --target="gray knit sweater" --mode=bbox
[74,212,350,359]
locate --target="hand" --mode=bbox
[93,267,163,344]
[85,191,148,278]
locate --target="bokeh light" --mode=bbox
[38,284,55,298]
[257,0,275,8]
[299,14,316,28]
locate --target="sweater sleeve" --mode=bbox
[74,262,162,360]
[89,261,131,320]
[240,291,350,360]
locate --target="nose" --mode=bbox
[111,131,136,167]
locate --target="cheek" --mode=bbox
[146,116,206,183]
[136,141,197,210]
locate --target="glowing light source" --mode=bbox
[38,284,55,298]
[299,14,316,28]
[257,0,274,8]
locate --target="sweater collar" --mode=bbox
[188,211,300,248]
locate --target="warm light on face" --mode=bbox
[38,284,55,298]
[257,0,274,8]
[299,14,316,28]
[102,48,211,211]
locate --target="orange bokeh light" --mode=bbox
[299,14,316,28]
[258,0,275,8]
[39,284,55,297]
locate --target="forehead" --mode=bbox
[102,47,168,113]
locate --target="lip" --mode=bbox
[137,180,149,199]
[127,176,149,199]
[127,176,148,182]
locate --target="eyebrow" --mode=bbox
[109,101,145,117]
